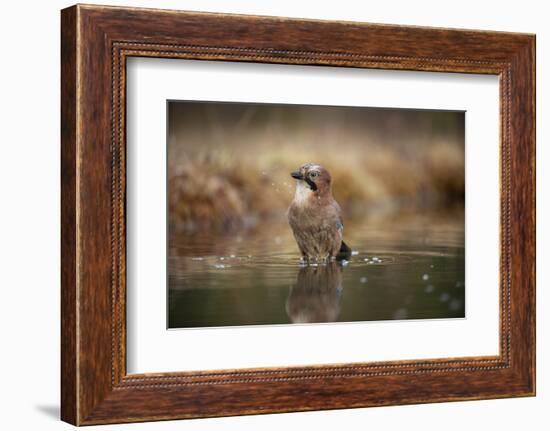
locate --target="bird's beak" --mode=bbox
[291,170,303,180]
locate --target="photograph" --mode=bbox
[167,101,466,328]
[47,1,536,426]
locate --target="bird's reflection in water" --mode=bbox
[286,262,344,323]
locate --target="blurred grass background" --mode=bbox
[168,101,465,233]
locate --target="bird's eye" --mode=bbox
[309,172,319,178]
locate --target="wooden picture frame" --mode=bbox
[61,4,535,425]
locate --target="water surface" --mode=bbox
[168,214,465,328]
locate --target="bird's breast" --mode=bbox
[289,202,335,230]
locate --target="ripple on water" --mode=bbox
[168,250,440,282]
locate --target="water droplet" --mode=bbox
[455,281,463,288]
[360,276,368,283]
[440,293,450,302]
[425,285,434,293]
[191,257,203,261]
[393,308,408,319]
[214,264,226,269]
[230,254,236,258]
[422,274,430,281]
[351,251,359,256]
[341,260,349,267]
[449,299,461,311]
[430,264,434,269]
[220,257,224,261]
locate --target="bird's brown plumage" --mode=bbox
[287,164,348,261]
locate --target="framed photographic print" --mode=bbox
[61,4,535,425]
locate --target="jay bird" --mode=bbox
[287,163,351,262]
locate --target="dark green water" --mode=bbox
[168,214,465,329]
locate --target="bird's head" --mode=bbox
[290,163,332,195]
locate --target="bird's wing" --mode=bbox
[330,200,344,233]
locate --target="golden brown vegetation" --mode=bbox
[168,103,465,233]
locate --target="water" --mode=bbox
[168,214,465,329]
